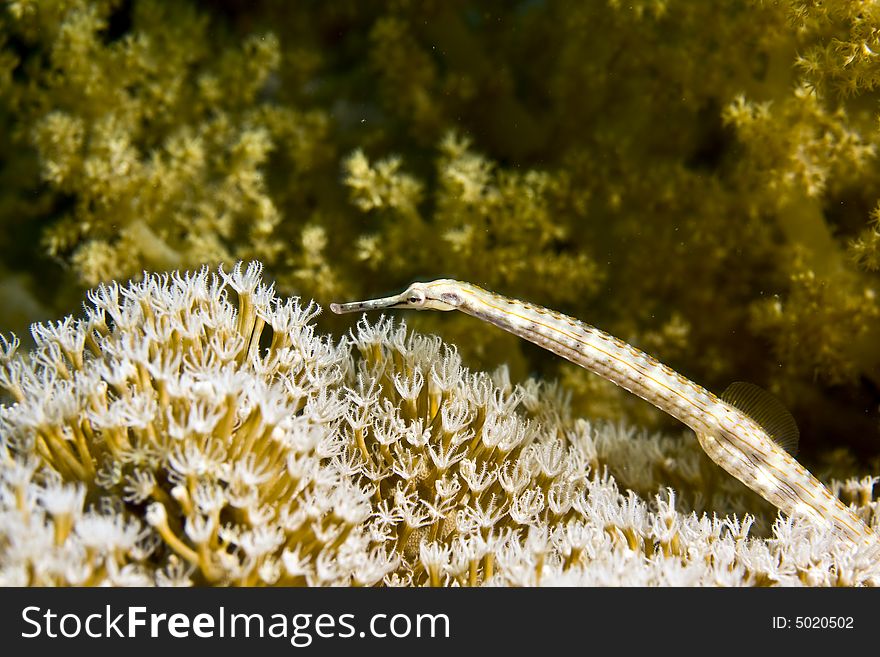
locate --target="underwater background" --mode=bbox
[1,1,880,585]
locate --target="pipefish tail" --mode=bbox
[332,279,879,550]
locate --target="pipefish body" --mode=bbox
[331,279,878,551]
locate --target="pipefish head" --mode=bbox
[330,280,462,314]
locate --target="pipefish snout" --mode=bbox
[332,279,879,551]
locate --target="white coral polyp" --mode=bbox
[0,262,878,586]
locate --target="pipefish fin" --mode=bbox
[721,382,800,456]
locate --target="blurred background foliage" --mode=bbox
[2,0,880,475]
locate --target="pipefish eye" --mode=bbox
[407,290,426,305]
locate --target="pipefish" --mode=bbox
[332,279,878,550]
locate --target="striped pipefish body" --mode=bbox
[331,279,878,550]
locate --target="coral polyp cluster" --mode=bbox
[1,263,878,586]
[4,0,880,472]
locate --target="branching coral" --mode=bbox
[1,263,878,586]
[344,133,604,308]
[3,0,331,289]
